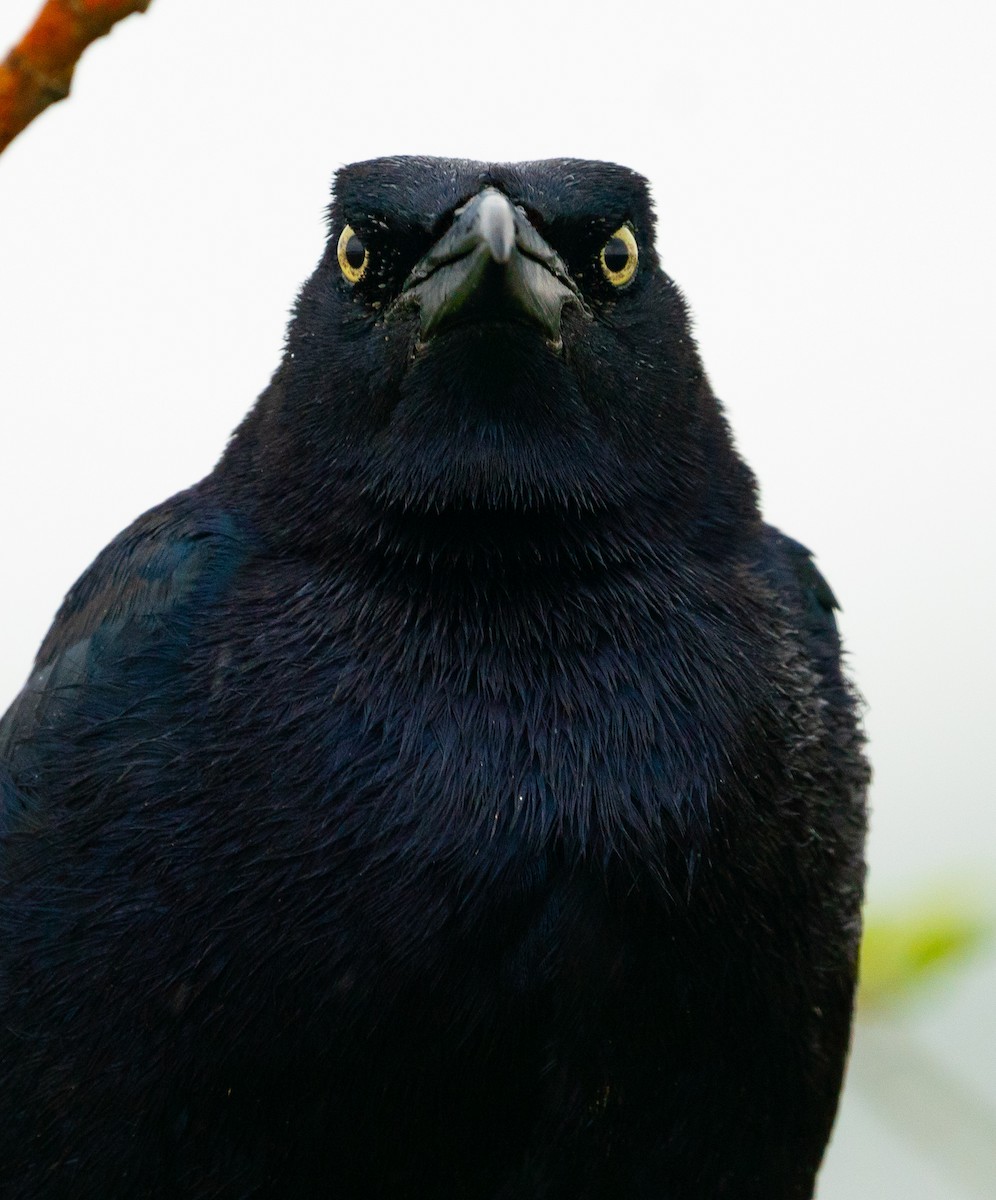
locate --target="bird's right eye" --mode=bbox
[337,225,369,284]
[599,225,638,288]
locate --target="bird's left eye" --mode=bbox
[337,225,369,284]
[599,226,638,288]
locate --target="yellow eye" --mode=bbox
[599,225,638,287]
[337,224,369,284]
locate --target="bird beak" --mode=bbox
[397,188,586,344]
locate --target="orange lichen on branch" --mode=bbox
[0,0,152,154]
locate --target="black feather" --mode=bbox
[0,158,867,1199]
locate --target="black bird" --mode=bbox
[0,158,868,1199]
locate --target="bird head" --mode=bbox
[230,158,755,552]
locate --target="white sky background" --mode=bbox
[0,0,994,906]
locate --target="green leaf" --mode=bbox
[858,892,991,1011]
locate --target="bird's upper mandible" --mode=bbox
[397,186,588,344]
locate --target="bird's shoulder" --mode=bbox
[39,491,247,666]
[756,524,842,665]
[0,488,252,790]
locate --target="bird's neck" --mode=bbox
[219,383,763,588]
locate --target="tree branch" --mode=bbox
[0,0,152,154]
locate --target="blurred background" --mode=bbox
[1,1,993,1193]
